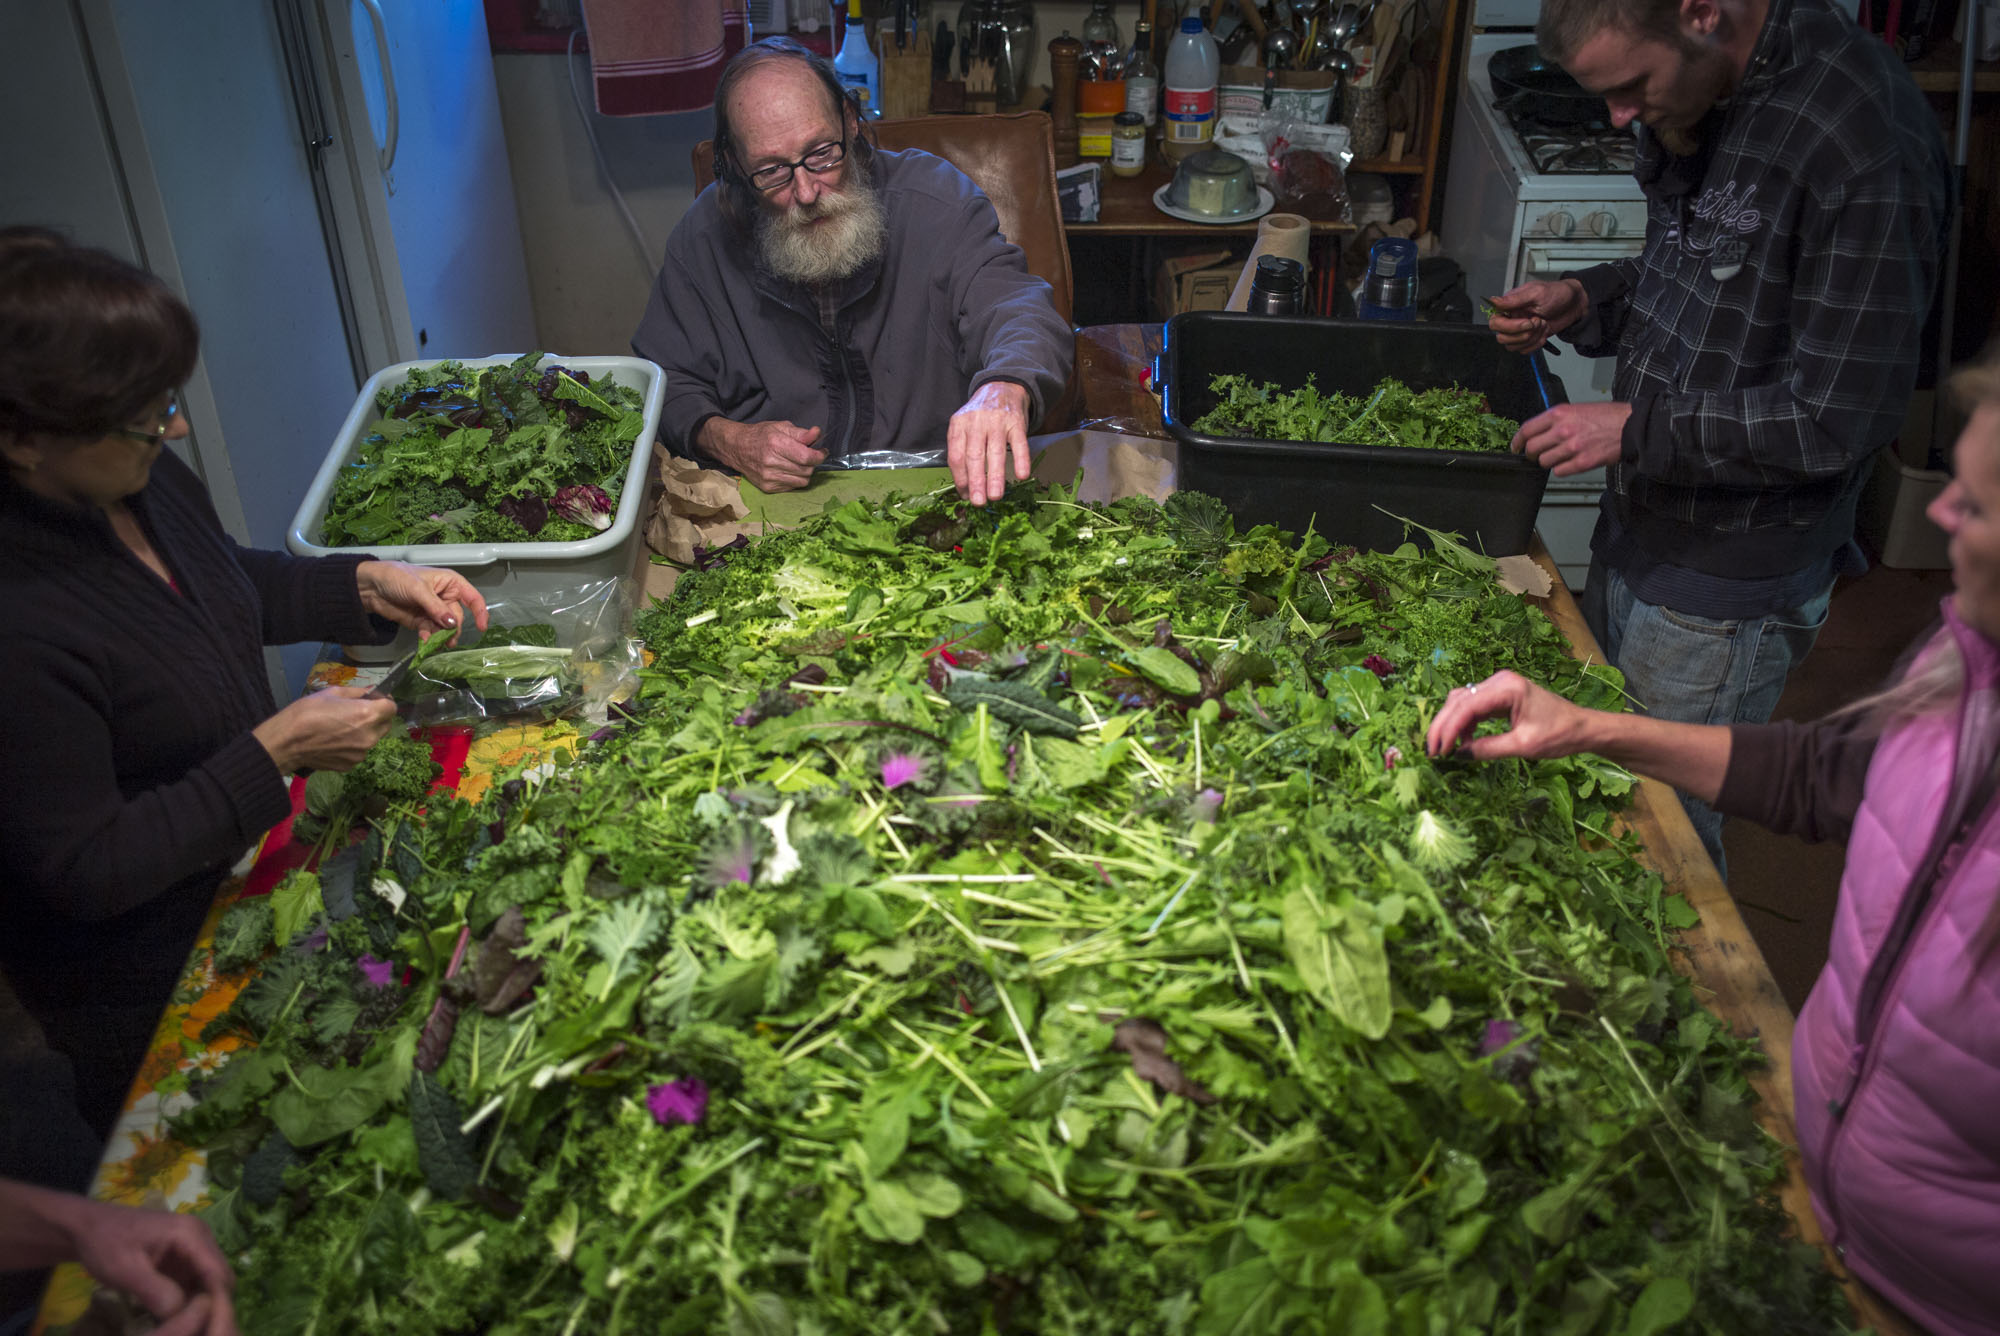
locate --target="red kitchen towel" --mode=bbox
[580,0,749,117]
[242,725,475,898]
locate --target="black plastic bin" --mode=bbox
[1158,313,1565,554]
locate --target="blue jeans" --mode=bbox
[1580,560,1834,877]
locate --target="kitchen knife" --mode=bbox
[364,622,460,702]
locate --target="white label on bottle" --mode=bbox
[1111,133,1145,170]
[1126,77,1158,126]
[1163,87,1215,142]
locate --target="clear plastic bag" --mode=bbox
[1259,114,1354,223]
[398,577,644,727]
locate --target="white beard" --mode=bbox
[755,175,888,286]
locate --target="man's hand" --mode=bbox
[948,380,1031,507]
[1485,278,1589,353]
[701,417,826,494]
[1511,401,1632,476]
[356,561,489,639]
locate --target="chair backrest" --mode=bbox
[692,112,1075,323]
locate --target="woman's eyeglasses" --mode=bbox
[109,389,181,446]
[744,131,849,192]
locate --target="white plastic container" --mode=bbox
[286,353,668,609]
[1163,17,1219,159]
[834,0,881,117]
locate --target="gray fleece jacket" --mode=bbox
[632,147,1073,470]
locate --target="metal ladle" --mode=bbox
[1326,47,1354,122]
[1262,26,1300,71]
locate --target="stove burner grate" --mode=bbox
[1500,105,1638,175]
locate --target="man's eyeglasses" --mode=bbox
[744,130,849,193]
[109,389,181,446]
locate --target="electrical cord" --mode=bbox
[566,26,656,272]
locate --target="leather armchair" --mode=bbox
[693,112,1080,428]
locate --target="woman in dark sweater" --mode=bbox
[0,236,488,1161]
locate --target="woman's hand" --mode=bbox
[252,685,399,774]
[356,560,490,639]
[1425,670,1593,762]
[0,1179,237,1336]
[71,1201,239,1336]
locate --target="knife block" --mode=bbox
[881,28,932,120]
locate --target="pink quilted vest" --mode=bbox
[1791,603,2000,1335]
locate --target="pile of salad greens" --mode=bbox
[167,481,1850,1336]
[315,352,649,548]
[1194,374,1518,455]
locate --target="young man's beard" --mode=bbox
[1655,124,1701,156]
[756,174,888,286]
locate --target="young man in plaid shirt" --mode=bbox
[1487,0,1950,869]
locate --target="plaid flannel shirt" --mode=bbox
[1563,0,1950,584]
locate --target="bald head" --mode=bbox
[726,59,850,186]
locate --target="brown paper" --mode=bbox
[1225,213,1314,312]
[1495,554,1555,598]
[642,449,755,600]
[1029,429,1179,503]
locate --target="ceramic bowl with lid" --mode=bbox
[1163,149,1258,218]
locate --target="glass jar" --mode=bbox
[1080,0,1120,74]
[1111,112,1146,176]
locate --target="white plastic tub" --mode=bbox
[286,353,667,609]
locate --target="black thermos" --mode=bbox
[1246,255,1306,316]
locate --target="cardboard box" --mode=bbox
[1859,449,1951,569]
[1153,248,1242,318]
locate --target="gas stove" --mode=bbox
[1502,109,1637,176]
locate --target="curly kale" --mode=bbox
[343,734,440,807]
[211,896,276,974]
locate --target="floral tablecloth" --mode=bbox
[33,655,579,1333]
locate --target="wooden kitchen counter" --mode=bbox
[1067,160,1353,238]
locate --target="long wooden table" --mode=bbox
[41,339,1906,1331]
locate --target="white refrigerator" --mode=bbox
[2,0,536,688]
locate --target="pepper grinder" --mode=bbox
[1049,31,1082,168]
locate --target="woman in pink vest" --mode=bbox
[1427,358,2000,1334]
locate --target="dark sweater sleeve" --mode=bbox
[229,546,392,646]
[1713,715,1877,843]
[949,195,1074,429]
[0,635,293,922]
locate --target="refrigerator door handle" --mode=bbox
[355,0,399,174]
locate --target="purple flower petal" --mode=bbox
[357,953,397,988]
[1192,788,1224,823]
[1383,746,1403,771]
[646,1077,709,1126]
[880,752,926,791]
[1477,1018,1521,1058]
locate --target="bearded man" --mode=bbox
[1485,0,1948,869]
[633,38,1072,506]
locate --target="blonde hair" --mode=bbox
[1841,351,2000,961]
[1833,353,2000,730]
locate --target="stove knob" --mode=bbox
[1586,211,1619,238]
[1544,210,1575,238]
